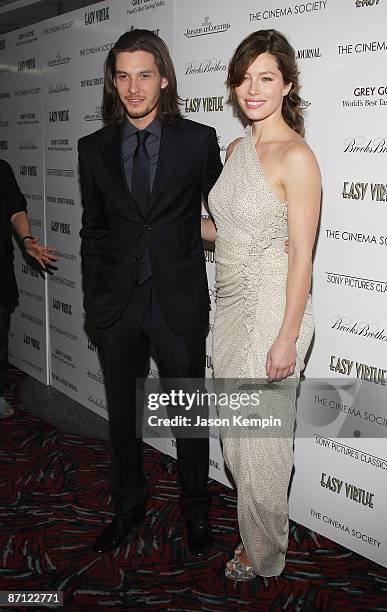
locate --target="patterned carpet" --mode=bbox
[1,368,387,612]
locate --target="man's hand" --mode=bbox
[284,238,289,254]
[24,236,57,270]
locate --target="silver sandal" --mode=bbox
[225,544,257,581]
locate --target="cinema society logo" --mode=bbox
[249,1,327,21]
[342,181,387,202]
[185,58,227,76]
[47,52,70,67]
[80,42,114,56]
[325,228,387,246]
[184,16,230,38]
[0,140,8,150]
[85,6,110,25]
[330,316,387,343]
[42,21,73,35]
[184,96,224,113]
[320,473,374,509]
[49,274,76,288]
[338,40,387,55]
[15,87,41,97]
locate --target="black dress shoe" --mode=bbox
[93,510,145,554]
[186,518,213,556]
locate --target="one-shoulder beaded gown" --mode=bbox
[208,126,314,577]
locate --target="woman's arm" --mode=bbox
[10,211,57,270]
[201,138,242,244]
[201,217,217,242]
[266,143,321,382]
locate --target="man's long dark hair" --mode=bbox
[102,29,181,125]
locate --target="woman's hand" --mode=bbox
[24,236,57,270]
[265,338,297,382]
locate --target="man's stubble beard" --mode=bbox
[123,95,160,121]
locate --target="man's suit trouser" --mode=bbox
[96,280,210,521]
[0,305,11,395]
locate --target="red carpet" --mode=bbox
[0,368,386,611]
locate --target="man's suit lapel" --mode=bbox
[100,126,144,219]
[149,121,182,212]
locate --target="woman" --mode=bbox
[202,29,321,579]
[0,159,56,418]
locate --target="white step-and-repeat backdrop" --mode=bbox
[1,0,386,567]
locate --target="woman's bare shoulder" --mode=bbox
[282,138,319,168]
[226,137,243,161]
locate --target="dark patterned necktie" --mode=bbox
[131,130,150,215]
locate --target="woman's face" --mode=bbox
[234,52,291,123]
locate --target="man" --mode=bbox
[78,30,222,556]
[0,159,56,417]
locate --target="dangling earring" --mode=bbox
[288,89,297,102]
